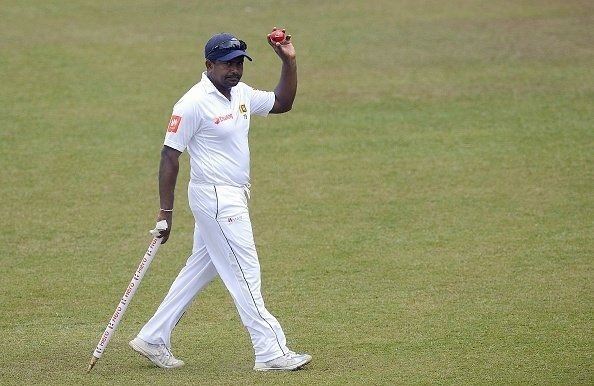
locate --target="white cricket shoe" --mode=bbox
[129,337,184,369]
[253,351,312,371]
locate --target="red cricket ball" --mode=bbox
[270,30,285,43]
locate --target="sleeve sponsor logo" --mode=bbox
[167,115,182,133]
[239,104,247,113]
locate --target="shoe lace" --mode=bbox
[156,345,174,362]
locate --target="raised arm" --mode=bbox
[268,28,297,114]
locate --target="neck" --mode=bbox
[218,88,231,100]
[207,73,232,100]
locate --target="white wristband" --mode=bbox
[160,208,173,212]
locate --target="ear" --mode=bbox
[205,60,213,70]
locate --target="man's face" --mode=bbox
[206,57,244,93]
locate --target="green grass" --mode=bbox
[1,0,592,384]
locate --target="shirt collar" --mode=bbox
[201,71,237,100]
[201,72,218,94]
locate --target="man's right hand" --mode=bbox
[156,210,173,244]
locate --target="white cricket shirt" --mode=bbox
[163,72,275,186]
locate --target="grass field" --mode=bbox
[1,0,592,384]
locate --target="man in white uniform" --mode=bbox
[128,29,311,372]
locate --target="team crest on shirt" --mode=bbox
[239,104,248,119]
[168,115,181,133]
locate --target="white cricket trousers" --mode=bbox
[137,183,289,362]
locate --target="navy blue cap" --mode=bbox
[205,33,252,62]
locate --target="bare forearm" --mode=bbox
[159,146,180,210]
[273,57,297,113]
[155,146,180,244]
